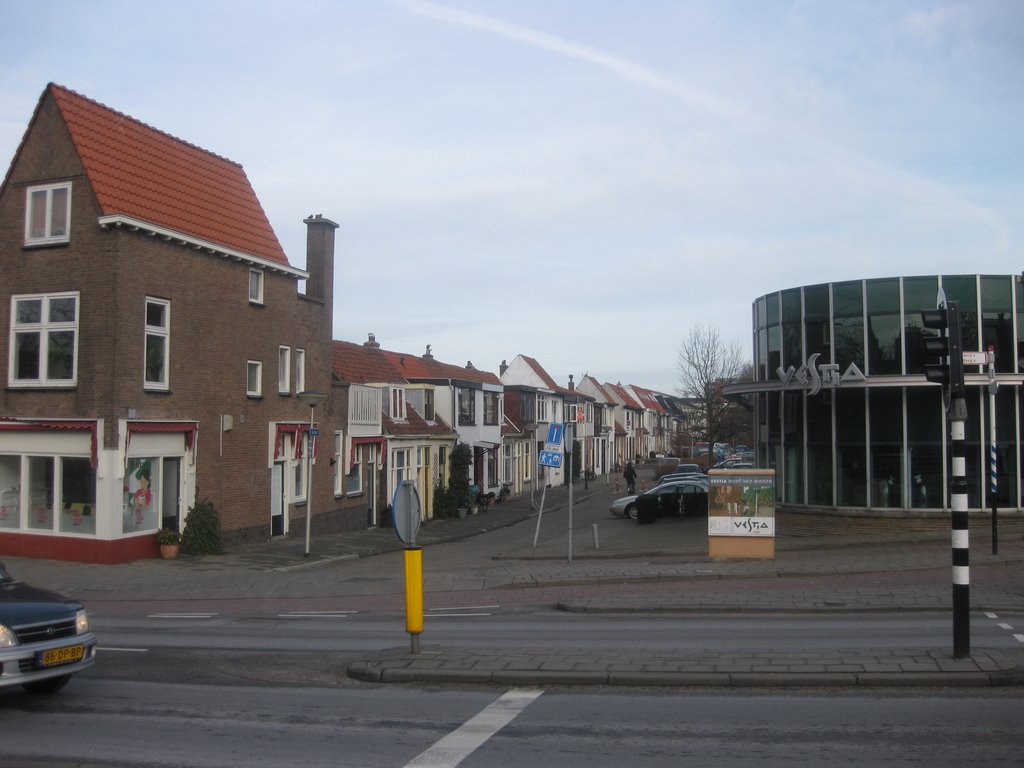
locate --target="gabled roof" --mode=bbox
[382,350,501,387]
[579,374,615,404]
[631,385,667,414]
[519,355,581,397]
[604,383,643,410]
[27,83,290,267]
[332,340,406,385]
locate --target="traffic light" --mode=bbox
[920,302,965,399]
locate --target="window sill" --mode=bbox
[23,238,71,249]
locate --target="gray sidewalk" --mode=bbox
[4,474,1024,688]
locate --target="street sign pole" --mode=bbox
[392,480,423,653]
[987,347,998,556]
[567,422,574,564]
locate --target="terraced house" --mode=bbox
[0,84,340,562]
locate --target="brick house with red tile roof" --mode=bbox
[603,382,645,465]
[629,384,672,458]
[498,354,597,487]
[373,340,505,496]
[0,84,340,562]
[332,338,457,521]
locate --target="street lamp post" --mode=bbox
[297,390,327,558]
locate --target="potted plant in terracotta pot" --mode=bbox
[156,527,181,559]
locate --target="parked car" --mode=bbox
[610,480,708,520]
[0,561,97,694]
[658,472,708,486]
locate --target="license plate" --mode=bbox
[40,644,85,668]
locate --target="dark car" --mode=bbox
[0,561,97,694]
[610,480,708,520]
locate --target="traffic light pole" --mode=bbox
[949,394,970,659]
[921,299,970,659]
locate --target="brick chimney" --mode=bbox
[364,333,380,348]
[303,214,338,308]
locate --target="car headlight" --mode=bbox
[75,609,90,635]
[0,623,18,648]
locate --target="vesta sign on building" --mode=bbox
[776,353,866,395]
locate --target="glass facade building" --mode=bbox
[731,275,1023,514]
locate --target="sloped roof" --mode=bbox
[605,382,643,410]
[519,355,584,398]
[631,385,667,414]
[382,350,501,386]
[41,83,289,266]
[383,407,456,439]
[332,340,406,385]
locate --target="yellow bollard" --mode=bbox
[404,547,423,650]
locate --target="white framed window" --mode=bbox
[9,292,79,386]
[333,431,344,495]
[346,447,363,494]
[246,360,262,397]
[25,182,71,245]
[144,298,170,390]
[536,395,549,422]
[391,387,406,420]
[293,450,306,501]
[249,269,264,304]
[295,348,306,394]
[391,448,409,489]
[278,346,291,394]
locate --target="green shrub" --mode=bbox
[181,497,223,555]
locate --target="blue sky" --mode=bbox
[2,0,1021,393]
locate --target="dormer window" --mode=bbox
[391,387,407,420]
[25,182,71,246]
[423,388,435,421]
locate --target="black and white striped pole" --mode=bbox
[921,299,970,659]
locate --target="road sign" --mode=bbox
[391,479,421,546]
[539,450,562,468]
[546,423,564,445]
[962,351,987,366]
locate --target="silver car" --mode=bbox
[0,562,98,694]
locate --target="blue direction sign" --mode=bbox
[546,423,564,445]
[539,449,562,468]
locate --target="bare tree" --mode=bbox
[676,325,748,463]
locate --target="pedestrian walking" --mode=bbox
[623,461,637,494]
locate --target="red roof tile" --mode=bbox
[332,341,405,385]
[47,84,289,265]
[518,355,584,397]
[605,383,643,410]
[381,350,501,386]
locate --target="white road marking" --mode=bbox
[147,613,218,619]
[985,612,998,619]
[1014,634,1024,644]
[98,647,148,653]
[997,623,1013,631]
[429,605,500,611]
[427,613,492,618]
[279,611,357,618]
[403,688,543,768]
